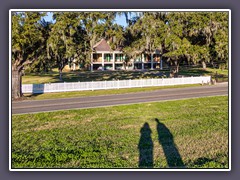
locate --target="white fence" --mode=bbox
[22,76,211,94]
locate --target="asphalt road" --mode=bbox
[12,83,228,115]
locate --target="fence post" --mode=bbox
[118,79,119,89]
[209,76,212,85]
[92,81,94,91]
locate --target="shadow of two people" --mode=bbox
[138,118,185,168]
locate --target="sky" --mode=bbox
[43,12,128,27]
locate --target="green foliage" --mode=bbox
[123,11,229,74]
[11,12,47,98]
[47,12,90,79]
[12,12,46,70]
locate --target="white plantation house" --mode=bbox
[90,39,168,71]
[90,39,126,71]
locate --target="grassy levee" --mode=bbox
[12,96,228,168]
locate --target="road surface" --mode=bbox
[12,83,228,115]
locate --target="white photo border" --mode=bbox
[9,9,231,172]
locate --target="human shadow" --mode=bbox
[138,122,154,168]
[155,118,185,168]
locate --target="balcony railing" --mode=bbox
[93,59,102,63]
[104,59,114,62]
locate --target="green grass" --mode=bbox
[22,67,228,84]
[22,69,169,84]
[204,68,228,76]
[22,84,201,101]
[12,96,229,169]
[179,67,228,82]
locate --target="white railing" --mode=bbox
[22,76,211,94]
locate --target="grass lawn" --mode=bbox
[22,69,169,84]
[22,67,228,84]
[22,84,201,101]
[179,67,228,82]
[12,96,229,169]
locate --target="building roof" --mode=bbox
[93,39,112,51]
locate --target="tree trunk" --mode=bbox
[169,61,179,78]
[58,57,64,81]
[59,69,63,81]
[176,64,179,75]
[170,66,179,78]
[201,60,206,69]
[12,69,22,99]
[123,61,126,70]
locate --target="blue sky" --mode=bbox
[114,14,127,27]
[42,12,54,22]
[43,12,128,27]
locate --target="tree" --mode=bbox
[209,12,229,69]
[81,12,119,66]
[183,12,229,69]
[123,12,168,70]
[164,36,192,77]
[25,19,53,73]
[12,12,45,99]
[126,11,229,75]
[47,12,87,80]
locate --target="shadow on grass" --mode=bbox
[192,157,213,166]
[179,68,211,76]
[24,70,170,84]
[56,70,169,82]
[179,67,228,81]
[24,93,43,98]
[155,118,185,168]
[138,122,153,168]
[190,157,227,168]
[23,84,45,98]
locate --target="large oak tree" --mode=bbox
[12,12,45,99]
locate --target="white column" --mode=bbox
[91,64,93,71]
[73,63,76,70]
[91,53,93,62]
[142,53,145,62]
[141,53,144,70]
[113,53,115,70]
[102,52,104,71]
[91,53,93,71]
[151,53,154,70]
